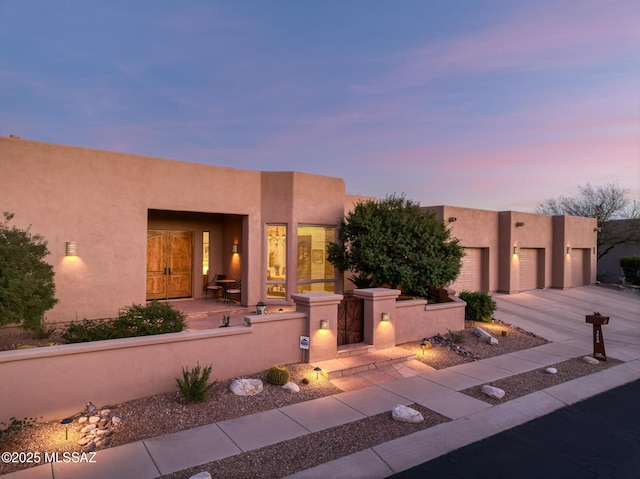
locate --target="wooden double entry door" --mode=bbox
[146,230,193,300]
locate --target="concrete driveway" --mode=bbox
[492,285,640,362]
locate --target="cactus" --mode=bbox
[266,365,290,385]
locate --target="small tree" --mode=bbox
[620,256,640,286]
[0,213,58,332]
[327,194,463,297]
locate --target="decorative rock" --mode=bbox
[583,356,599,365]
[391,405,424,423]
[86,402,96,414]
[545,367,558,374]
[78,416,88,424]
[473,326,498,345]
[282,381,300,393]
[111,416,122,426]
[189,472,213,479]
[100,409,111,417]
[230,378,264,396]
[80,424,97,433]
[78,437,93,446]
[89,416,101,424]
[481,384,505,399]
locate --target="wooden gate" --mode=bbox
[337,294,364,346]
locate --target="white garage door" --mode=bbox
[519,248,539,291]
[571,248,586,286]
[452,247,482,292]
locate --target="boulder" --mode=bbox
[230,378,264,396]
[545,367,558,374]
[89,416,101,424]
[391,405,424,423]
[282,382,300,393]
[473,327,498,345]
[582,356,599,365]
[481,384,505,399]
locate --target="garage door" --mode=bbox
[452,247,482,292]
[571,248,586,286]
[519,248,539,291]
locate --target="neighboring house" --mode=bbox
[1,137,597,325]
[597,219,640,284]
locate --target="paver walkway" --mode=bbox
[2,286,638,479]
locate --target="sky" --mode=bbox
[1,0,638,212]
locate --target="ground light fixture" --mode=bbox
[60,417,73,440]
[313,366,322,379]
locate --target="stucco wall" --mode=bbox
[0,313,306,423]
[394,297,466,345]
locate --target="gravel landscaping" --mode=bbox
[0,319,623,477]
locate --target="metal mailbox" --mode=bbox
[586,312,609,361]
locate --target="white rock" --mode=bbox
[111,416,122,426]
[78,437,93,446]
[100,409,111,417]
[189,473,212,479]
[282,381,300,393]
[481,384,505,399]
[545,367,558,374]
[89,416,101,424]
[78,416,88,424]
[391,405,424,423]
[80,424,97,433]
[583,356,600,365]
[473,326,498,345]
[229,378,264,396]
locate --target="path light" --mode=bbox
[60,417,73,440]
[420,342,426,355]
[314,366,322,380]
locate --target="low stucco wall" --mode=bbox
[0,312,306,424]
[394,296,466,345]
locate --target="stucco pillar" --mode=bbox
[353,288,401,350]
[292,292,343,363]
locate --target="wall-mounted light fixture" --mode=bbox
[65,241,78,256]
[381,312,390,322]
[513,246,518,255]
[515,221,525,227]
[320,320,329,330]
[448,217,457,223]
[566,246,571,255]
[594,227,602,232]
[231,243,239,254]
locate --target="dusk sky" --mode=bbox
[1,1,638,212]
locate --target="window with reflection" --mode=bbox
[296,226,335,294]
[266,225,287,298]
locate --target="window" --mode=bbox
[296,226,335,294]
[266,225,287,298]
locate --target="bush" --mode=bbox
[459,291,497,323]
[0,212,58,333]
[176,363,215,402]
[62,301,185,343]
[0,416,39,447]
[621,256,640,286]
[266,365,290,385]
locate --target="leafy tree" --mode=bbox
[0,212,58,332]
[534,181,640,259]
[327,194,464,297]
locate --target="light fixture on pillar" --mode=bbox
[65,241,77,256]
[566,246,571,255]
[320,319,329,330]
[381,312,390,322]
[513,246,518,255]
[515,221,525,227]
[232,243,239,254]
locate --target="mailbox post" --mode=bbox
[585,312,609,361]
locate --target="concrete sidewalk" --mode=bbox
[3,286,639,479]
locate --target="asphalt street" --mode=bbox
[390,379,640,479]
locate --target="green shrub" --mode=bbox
[448,329,464,344]
[62,301,185,343]
[621,256,640,286]
[0,212,58,333]
[176,363,215,402]
[266,365,290,385]
[459,291,497,323]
